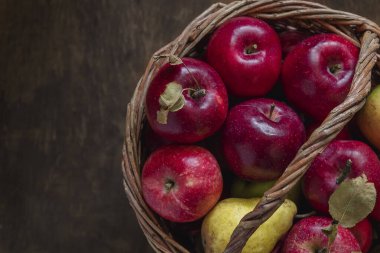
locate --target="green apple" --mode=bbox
[358,85,380,150]
[201,198,297,253]
[231,178,301,204]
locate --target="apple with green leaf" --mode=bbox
[281,216,361,253]
[283,173,376,252]
[145,57,228,143]
[303,140,380,221]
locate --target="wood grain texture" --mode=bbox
[0,0,379,252]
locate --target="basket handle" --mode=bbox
[224,31,380,253]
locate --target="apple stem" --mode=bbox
[245,44,258,54]
[182,87,206,99]
[181,61,203,89]
[328,63,342,75]
[164,179,175,192]
[268,103,276,120]
[336,159,352,185]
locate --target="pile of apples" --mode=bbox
[140,16,380,253]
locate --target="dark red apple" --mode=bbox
[282,34,359,121]
[279,30,308,57]
[349,218,373,253]
[282,216,361,253]
[303,140,380,221]
[206,17,282,97]
[222,98,306,181]
[145,58,228,143]
[142,145,223,222]
[306,122,351,140]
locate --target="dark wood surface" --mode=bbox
[0,0,379,252]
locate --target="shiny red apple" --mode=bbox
[282,34,359,121]
[303,140,380,221]
[222,98,306,181]
[145,58,228,143]
[282,216,361,253]
[207,17,282,97]
[349,218,373,253]
[142,145,223,222]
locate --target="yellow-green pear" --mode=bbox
[201,198,297,253]
[357,85,380,150]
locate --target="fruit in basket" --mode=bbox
[201,198,297,253]
[230,178,301,204]
[349,218,373,253]
[282,216,361,252]
[145,57,228,143]
[231,179,276,198]
[303,140,380,220]
[357,85,380,150]
[141,145,223,222]
[279,30,308,57]
[282,34,359,121]
[222,98,306,181]
[206,17,282,97]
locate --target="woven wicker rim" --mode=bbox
[122,1,380,252]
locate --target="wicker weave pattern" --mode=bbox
[122,1,380,252]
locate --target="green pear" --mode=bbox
[201,198,297,253]
[230,178,301,204]
[358,85,380,150]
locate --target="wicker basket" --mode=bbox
[122,1,380,252]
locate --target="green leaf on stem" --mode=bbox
[329,174,376,228]
[156,82,185,124]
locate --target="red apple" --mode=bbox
[145,58,228,143]
[142,145,223,222]
[222,98,306,181]
[349,218,373,253]
[303,140,380,221]
[282,216,361,252]
[306,122,351,140]
[207,17,282,97]
[279,30,308,57]
[282,34,359,121]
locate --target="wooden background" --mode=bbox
[0,0,379,252]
